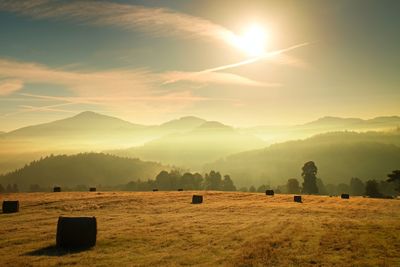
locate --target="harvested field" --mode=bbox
[0,192,399,266]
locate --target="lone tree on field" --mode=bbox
[301,161,319,194]
[387,170,400,193]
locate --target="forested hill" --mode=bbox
[206,130,400,187]
[0,153,168,190]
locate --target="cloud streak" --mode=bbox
[0,0,236,45]
[0,79,24,95]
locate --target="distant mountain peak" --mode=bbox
[160,116,206,130]
[196,121,233,131]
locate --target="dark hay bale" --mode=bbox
[192,195,203,204]
[178,188,183,191]
[294,195,302,203]
[341,194,350,199]
[265,190,274,196]
[2,201,19,213]
[89,187,96,192]
[56,216,97,248]
[152,189,158,192]
[53,187,61,192]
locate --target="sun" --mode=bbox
[233,24,268,57]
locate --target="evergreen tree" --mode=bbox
[0,184,4,193]
[301,161,319,194]
[249,185,256,192]
[221,175,236,191]
[204,171,222,190]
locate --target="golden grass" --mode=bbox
[0,192,399,266]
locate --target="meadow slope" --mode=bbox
[0,192,399,266]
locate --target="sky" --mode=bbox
[0,0,399,131]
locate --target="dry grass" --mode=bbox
[0,192,399,266]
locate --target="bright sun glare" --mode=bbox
[233,24,268,57]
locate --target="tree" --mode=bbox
[365,179,382,198]
[301,161,319,194]
[204,171,222,190]
[286,179,300,194]
[0,184,4,193]
[387,170,400,193]
[249,185,256,192]
[221,175,236,191]
[350,177,365,196]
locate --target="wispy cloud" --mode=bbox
[163,71,280,87]
[0,79,24,95]
[0,0,236,45]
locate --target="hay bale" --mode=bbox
[294,195,302,203]
[2,201,19,213]
[192,195,203,204]
[89,187,96,192]
[152,189,158,192]
[341,193,350,199]
[53,186,61,192]
[178,188,183,191]
[265,190,274,196]
[56,216,97,248]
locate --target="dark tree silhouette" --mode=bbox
[301,161,319,194]
[204,171,222,190]
[365,179,382,198]
[387,170,400,192]
[286,178,300,194]
[0,184,4,193]
[249,185,256,192]
[350,177,365,196]
[222,175,236,191]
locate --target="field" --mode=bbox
[1,192,400,267]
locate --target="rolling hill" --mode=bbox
[0,153,168,190]
[244,116,400,144]
[111,121,266,169]
[205,130,400,187]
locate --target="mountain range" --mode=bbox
[0,111,399,177]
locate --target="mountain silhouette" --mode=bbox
[111,121,265,169]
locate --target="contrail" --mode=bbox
[163,42,309,84]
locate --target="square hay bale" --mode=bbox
[152,189,158,192]
[2,201,19,213]
[53,186,61,192]
[294,195,302,203]
[178,188,183,191]
[192,195,203,204]
[89,187,96,192]
[56,216,97,248]
[341,193,350,199]
[265,190,274,196]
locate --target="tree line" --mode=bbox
[242,162,400,198]
[124,170,236,191]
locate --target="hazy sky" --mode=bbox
[0,0,399,131]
